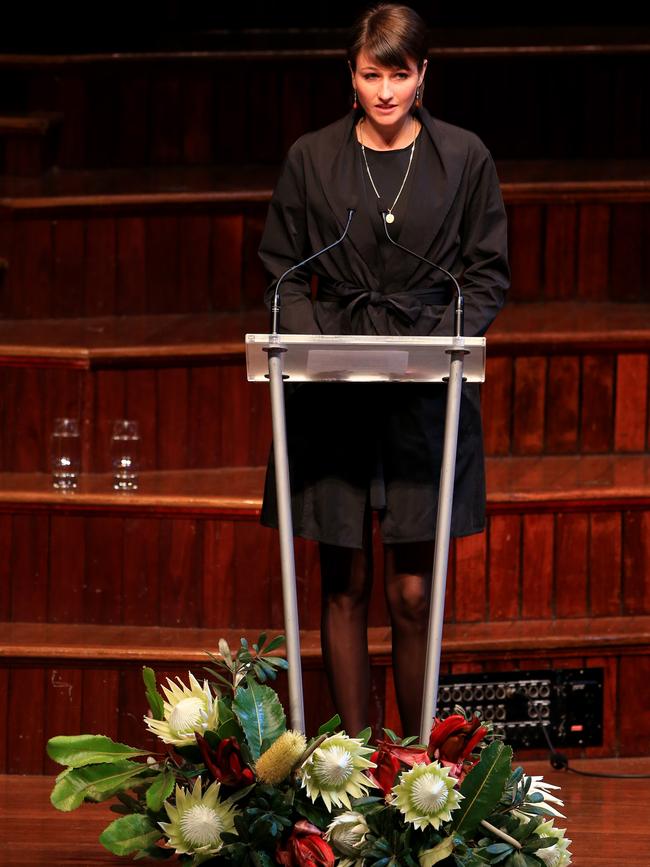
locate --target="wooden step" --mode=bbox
[2,616,649,772]
[0,112,63,176]
[1,456,650,516]
[0,28,648,167]
[0,165,648,319]
[0,458,648,633]
[0,304,647,471]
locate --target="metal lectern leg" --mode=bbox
[267,348,305,733]
[419,351,466,744]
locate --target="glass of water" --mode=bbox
[51,418,81,490]
[110,420,140,491]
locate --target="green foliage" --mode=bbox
[205,634,289,696]
[50,761,149,812]
[145,768,176,812]
[46,734,151,768]
[99,813,161,856]
[317,713,341,735]
[220,785,294,865]
[142,667,165,721]
[452,742,513,837]
[232,676,286,761]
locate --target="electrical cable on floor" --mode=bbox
[540,722,650,779]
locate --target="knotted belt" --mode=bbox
[317,281,452,325]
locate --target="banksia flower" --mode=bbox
[300,734,377,811]
[392,762,463,830]
[255,730,308,785]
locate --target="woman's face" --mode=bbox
[351,48,426,132]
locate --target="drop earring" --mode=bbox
[353,88,358,110]
[415,86,421,109]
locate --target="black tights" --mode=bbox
[319,527,434,738]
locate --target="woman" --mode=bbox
[258,4,510,737]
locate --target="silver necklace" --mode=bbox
[359,117,417,224]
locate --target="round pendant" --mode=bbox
[385,212,395,224]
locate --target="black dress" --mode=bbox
[258,108,510,549]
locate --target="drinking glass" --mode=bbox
[110,420,140,491]
[51,418,81,490]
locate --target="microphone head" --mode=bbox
[376,200,388,218]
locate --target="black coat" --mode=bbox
[258,108,510,548]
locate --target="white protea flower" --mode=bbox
[160,778,237,861]
[517,775,566,819]
[534,819,572,867]
[392,762,464,830]
[144,672,219,746]
[300,734,377,811]
[325,810,369,865]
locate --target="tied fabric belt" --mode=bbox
[317,282,452,325]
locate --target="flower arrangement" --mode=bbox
[47,635,571,867]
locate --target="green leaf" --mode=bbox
[453,741,513,837]
[418,837,455,866]
[260,635,285,654]
[99,814,161,856]
[145,769,175,812]
[356,726,372,744]
[318,713,342,735]
[46,735,151,768]
[50,761,148,812]
[143,667,165,721]
[382,727,399,742]
[232,676,286,760]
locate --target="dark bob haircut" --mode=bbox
[347,3,429,71]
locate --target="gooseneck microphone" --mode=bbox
[270,208,356,335]
[377,204,464,338]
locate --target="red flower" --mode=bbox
[196,734,255,789]
[368,739,430,796]
[427,714,488,765]
[277,820,335,867]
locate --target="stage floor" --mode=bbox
[1,758,649,865]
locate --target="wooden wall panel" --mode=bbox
[7,667,45,773]
[52,219,85,316]
[0,516,11,621]
[555,513,589,618]
[146,216,180,314]
[488,515,521,620]
[81,668,120,739]
[577,204,610,300]
[521,514,554,619]
[12,219,53,318]
[212,215,245,310]
[454,532,487,623]
[611,205,647,302]
[618,655,650,755]
[180,215,211,313]
[83,517,124,624]
[581,355,615,453]
[482,357,513,456]
[44,667,82,774]
[116,217,147,315]
[151,76,183,166]
[544,205,577,300]
[84,218,117,316]
[183,75,214,165]
[589,512,622,617]
[512,357,546,455]
[545,356,580,453]
[156,367,190,468]
[49,516,86,622]
[159,519,203,628]
[615,353,649,453]
[623,511,650,616]
[123,518,161,626]
[117,75,149,167]
[11,515,49,622]
[92,370,127,473]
